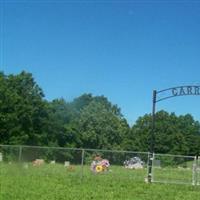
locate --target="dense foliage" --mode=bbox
[0,71,200,155]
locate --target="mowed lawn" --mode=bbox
[0,163,199,200]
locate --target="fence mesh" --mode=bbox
[0,145,199,186]
[152,153,196,185]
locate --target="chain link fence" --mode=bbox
[0,145,199,186]
[152,153,196,185]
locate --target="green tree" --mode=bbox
[130,111,200,155]
[71,96,129,150]
[0,71,48,145]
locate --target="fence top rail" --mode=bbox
[0,144,197,157]
[83,148,148,154]
[0,144,148,155]
[0,144,82,151]
[154,153,196,159]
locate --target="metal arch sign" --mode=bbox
[148,85,200,183]
[156,85,200,102]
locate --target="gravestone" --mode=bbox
[64,161,70,167]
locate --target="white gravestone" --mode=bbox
[64,161,70,167]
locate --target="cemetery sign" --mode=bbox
[148,85,200,183]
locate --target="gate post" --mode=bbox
[147,152,152,183]
[197,156,200,186]
[148,90,156,183]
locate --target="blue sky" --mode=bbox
[1,0,200,125]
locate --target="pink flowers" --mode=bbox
[101,159,110,168]
[90,158,110,173]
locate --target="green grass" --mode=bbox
[0,163,200,200]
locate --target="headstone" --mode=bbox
[50,160,55,164]
[64,161,70,167]
[32,159,44,166]
[23,163,29,169]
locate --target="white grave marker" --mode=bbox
[64,161,70,167]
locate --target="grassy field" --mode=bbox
[0,163,200,200]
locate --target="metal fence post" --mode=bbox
[152,153,155,182]
[197,155,200,186]
[18,146,22,162]
[192,156,197,186]
[81,149,85,180]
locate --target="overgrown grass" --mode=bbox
[0,163,199,200]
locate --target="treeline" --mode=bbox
[0,71,200,155]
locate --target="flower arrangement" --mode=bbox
[124,157,144,169]
[90,155,110,173]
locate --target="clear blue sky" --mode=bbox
[1,0,200,125]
